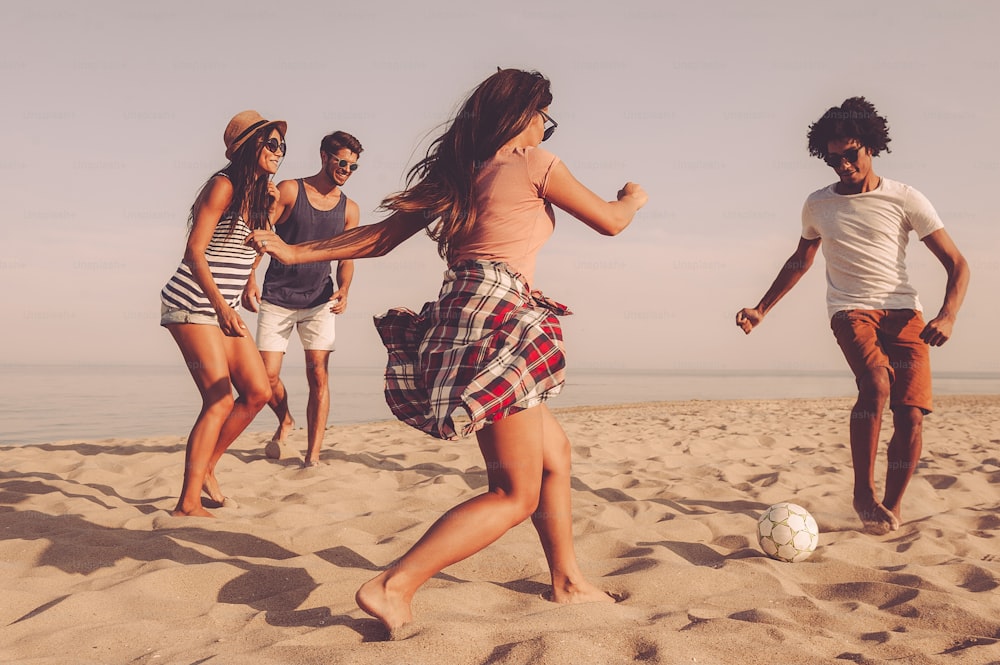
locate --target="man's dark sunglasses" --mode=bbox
[823,145,863,168]
[326,154,359,171]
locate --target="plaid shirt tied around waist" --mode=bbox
[374,260,572,440]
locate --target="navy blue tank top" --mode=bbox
[262,179,348,308]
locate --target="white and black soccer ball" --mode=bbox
[757,502,819,563]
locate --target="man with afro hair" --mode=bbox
[736,96,970,535]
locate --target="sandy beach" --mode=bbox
[2,395,999,664]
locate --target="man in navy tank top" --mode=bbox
[242,131,363,466]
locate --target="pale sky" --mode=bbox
[3,0,997,374]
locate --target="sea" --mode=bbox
[1,364,997,446]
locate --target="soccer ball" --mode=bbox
[757,502,819,562]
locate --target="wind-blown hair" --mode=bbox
[381,68,553,259]
[807,96,891,159]
[189,126,281,235]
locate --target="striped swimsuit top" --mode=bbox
[160,193,259,315]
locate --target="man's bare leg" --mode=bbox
[882,406,923,527]
[261,350,295,458]
[303,349,331,466]
[849,369,899,534]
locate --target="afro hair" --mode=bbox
[807,96,891,159]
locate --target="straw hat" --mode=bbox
[224,110,287,160]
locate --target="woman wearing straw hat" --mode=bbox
[160,110,286,517]
[250,69,647,635]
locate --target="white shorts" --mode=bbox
[256,299,337,352]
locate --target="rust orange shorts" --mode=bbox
[830,309,933,413]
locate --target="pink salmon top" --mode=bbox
[449,146,559,288]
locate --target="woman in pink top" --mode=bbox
[250,68,647,636]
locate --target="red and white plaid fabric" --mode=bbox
[374,260,572,440]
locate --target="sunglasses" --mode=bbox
[262,137,286,155]
[326,154,359,171]
[539,110,558,142]
[823,145,863,168]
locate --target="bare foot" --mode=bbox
[546,578,618,605]
[303,458,324,468]
[886,503,903,529]
[854,497,899,535]
[356,571,413,637]
[271,417,295,444]
[171,505,215,518]
[202,472,224,504]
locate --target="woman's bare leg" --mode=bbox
[356,407,545,633]
[167,323,236,517]
[168,325,270,515]
[202,332,271,496]
[531,404,614,604]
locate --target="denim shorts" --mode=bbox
[160,303,220,327]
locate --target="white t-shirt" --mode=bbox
[801,177,944,319]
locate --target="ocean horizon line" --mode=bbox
[2,362,998,380]
[1,364,996,446]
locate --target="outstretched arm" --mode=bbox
[919,228,970,346]
[736,236,821,334]
[248,210,429,265]
[543,161,648,235]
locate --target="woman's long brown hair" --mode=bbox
[381,69,553,260]
[188,127,280,235]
